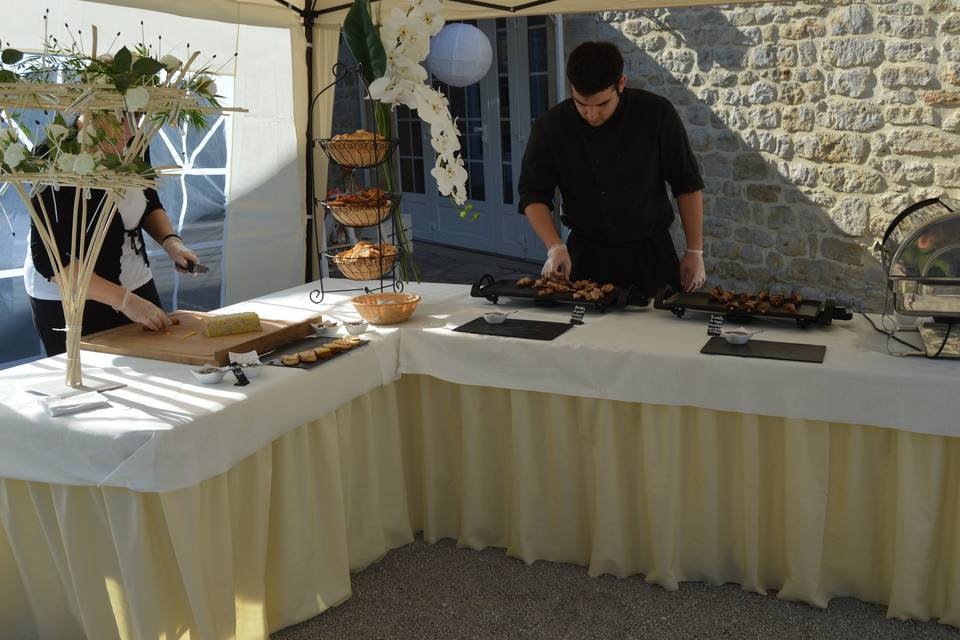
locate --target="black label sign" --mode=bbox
[231,365,250,386]
[707,314,724,336]
[570,304,586,325]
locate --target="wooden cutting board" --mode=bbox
[80,311,321,366]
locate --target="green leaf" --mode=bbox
[132,57,164,77]
[113,46,132,72]
[114,76,131,94]
[342,0,386,85]
[1,49,23,65]
[0,69,16,83]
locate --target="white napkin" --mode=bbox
[228,350,262,365]
[40,391,110,417]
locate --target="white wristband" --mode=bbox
[685,249,703,255]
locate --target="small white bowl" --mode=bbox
[191,366,226,384]
[483,312,508,325]
[723,331,752,345]
[311,321,340,337]
[345,321,369,335]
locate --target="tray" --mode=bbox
[470,274,648,311]
[700,337,826,363]
[655,288,852,327]
[262,335,369,369]
[453,317,575,341]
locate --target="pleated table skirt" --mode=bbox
[2,375,958,639]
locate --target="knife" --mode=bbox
[184,260,209,274]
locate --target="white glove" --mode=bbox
[114,288,171,331]
[162,236,200,274]
[542,243,572,279]
[680,249,707,292]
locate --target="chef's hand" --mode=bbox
[114,288,171,331]
[680,249,706,292]
[163,236,200,274]
[542,243,572,280]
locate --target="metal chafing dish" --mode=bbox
[876,197,960,357]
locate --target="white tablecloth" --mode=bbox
[1,280,958,492]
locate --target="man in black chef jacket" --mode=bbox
[518,41,707,295]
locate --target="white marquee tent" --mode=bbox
[8,0,768,305]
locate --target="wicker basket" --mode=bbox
[324,198,392,227]
[322,137,392,168]
[351,292,421,324]
[332,250,399,280]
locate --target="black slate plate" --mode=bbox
[453,317,575,341]
[700,337,826,363]
[264,335,368,369]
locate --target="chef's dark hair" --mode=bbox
[566,42,624,96]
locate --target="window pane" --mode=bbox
[414,161,425,194]
[528,27,547,73]
[411,119,423,156]
[530,75,549,121]
[401,158,414,192]
[469,162,485,201]
[500,121,511,163]
[498,76,511,119]
[0,278,44,366]
[502,164,513,204]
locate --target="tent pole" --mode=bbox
[304,3,317,283]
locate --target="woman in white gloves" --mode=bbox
[24,113,201,356]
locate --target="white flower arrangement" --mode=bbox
[368,0,468,206]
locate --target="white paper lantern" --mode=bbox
[426,23,493,88]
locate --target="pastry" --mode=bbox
[313,346,333,358]
[783,303,797,313]
[770,293,785,307]
[516,277,533,287]
[298,350,317,363]
[281,354,300,366]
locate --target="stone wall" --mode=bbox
[566,0,960,310]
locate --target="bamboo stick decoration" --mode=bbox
[0,32,242,387]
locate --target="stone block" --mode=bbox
[685,104,710,126]
[741,245,765,264]
[884,41,934,62]
[733,154,770,180]
[781,18,827,39]
[944,13,960,34]
[829,5,873,35]
[688,128,712,152]
[713,47,747,69]
[880,65,935,88]
[777,233,809,257]
[798,41,819,66]
[788,163,818,186]
[765,251,785,271]
[767,206,796,230]
[713,196,753,223]
[878,2,923,15]
[657,49,696,74]
[821,237,865,265]
[701,153,732,178]
[783,106,816,132]
[710,260,750,282]
[827,68,874,97]
[881,158,905,182]
[879,89,917,104]
[877,15,932,38]
[704,217,733,239]
[734,226,775,247]
[877,191,914,214]
[816,101,883,131]
[923,90,960,106]
[746,184,782,203]
[721,88,747,106]
[794,132,870,164]
[823,38,884,67]
[779,82,806,104]
[712,239,744,260]
[714,130,740,152]
[830,197,869,236]
[887,129,960,154]
[748,106,781,129]
[904,160,935,183]
[945,63,960,87]
[884,105,938,125]
[804,190,838,209]
[749,80,777,105]
[820,166,885,193]
[749,43,798,68]
[943,111,960,132]
[935,164,960,187]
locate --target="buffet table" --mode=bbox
[2,280,959,639]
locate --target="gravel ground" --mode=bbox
[272,536,960,640]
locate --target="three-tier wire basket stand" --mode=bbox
[310,63,405,304]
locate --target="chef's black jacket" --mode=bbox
[518,88,704,243]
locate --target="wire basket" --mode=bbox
[331,249,399,280]
[318,136,397,169]
[351,292,421,324]
[322,196,394,227]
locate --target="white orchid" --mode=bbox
[160,54,182,72]
[56,152,77,172]
[97,53,114,64]
[431,156,468,204]
[3,143,26,170]
[72,153,96,175]
[414,85,450,125]
[77,124,98,146]
[45,123,69,140]
[124,86,150,112]
[430,127,460,155]
[410,4,444,36]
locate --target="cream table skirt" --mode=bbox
[3,375,958,639]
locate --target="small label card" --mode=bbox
[707,313,725,336]
[231,365,250,386]
[570,304,586,325]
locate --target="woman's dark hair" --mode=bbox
[566,41,624,96]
